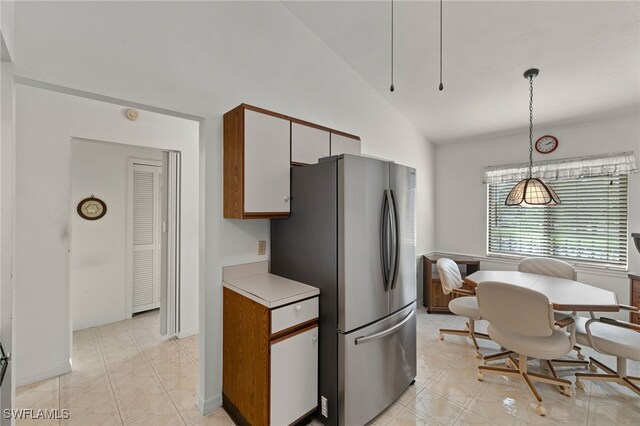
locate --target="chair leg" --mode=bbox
[477,353,570,416]
[467,321,480,351]
[439,318,493,359]
[477,364,520,381]
[548,358,590,369]
[589,357,616,374]
[439,328,472,339]
[509,354,520,370]
[543,360,573,396]
[482,350,514,364]
[473,332,492,340]
[573,345,586,360]
[626,375,640,381]
[575,356,640,396]
[622,377,640,396]
[522,372,543,402]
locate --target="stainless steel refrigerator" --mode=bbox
[271,154,417,426]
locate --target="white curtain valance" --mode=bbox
[484,152,638,184]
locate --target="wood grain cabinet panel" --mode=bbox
[630,275,640,325]
[223,287,319,425]
[222,287,270,425]
[224,105,291,219]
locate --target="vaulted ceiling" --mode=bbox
[283,1,640,143]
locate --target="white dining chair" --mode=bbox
[519,256,588,362]
[436,258,491,359]
[518,256,577,280]
[574,308,640,396]
[476,281,576,416]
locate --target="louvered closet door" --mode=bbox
[132,164,161,313]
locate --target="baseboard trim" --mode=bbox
[17,362,72,387]
[222,393,250,426]
[197,392,222,416]
[73,314,129,331]
[177,328,198,339]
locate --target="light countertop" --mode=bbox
[222,261,319,308]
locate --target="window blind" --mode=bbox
[487,175,628,267]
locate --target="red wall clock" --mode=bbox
[535,135,558,154]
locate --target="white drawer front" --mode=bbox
[271,297,318,334]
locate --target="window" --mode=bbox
[487,175,628,268]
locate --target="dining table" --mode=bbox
[464,270,620,313]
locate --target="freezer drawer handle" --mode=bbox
[354,309,415,345]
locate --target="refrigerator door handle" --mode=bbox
[354,309,415,345]
[389,190,400,290]
[380,189,392,290]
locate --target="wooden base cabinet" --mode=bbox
[223,287,319,425]
[630,273,640,325]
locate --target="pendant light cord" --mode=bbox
[439,0,443,91]
[390,0,395,92]
[528,75,534,178]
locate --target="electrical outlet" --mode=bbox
[321,396,328,418]
[258,240,266,256]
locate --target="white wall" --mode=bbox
[435,110,640,314]
[0,57,16,417]
[70,140,162,330]
[14,85,200,386]
[0,0,15,61]
[12,1,435,411]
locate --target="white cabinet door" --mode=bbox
[271,327,318,426]
[244,109,291,214]
[330,133,361,156]
[291,123,330,165]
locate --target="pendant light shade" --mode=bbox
[505,69,561,206]
[505,177,560,206]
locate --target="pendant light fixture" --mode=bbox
[390,0,395,92]
[505,69,561,206]
[439,0,444,91]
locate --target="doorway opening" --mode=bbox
[69,139,180,337]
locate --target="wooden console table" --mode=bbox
[630,273,640,325]
[423,255,479,313]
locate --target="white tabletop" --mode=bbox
[465,270,619,312]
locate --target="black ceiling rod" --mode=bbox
[390,0,395,92]
[439,0,444,91]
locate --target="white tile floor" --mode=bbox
[17,307,640,425]
[16,310,215,426]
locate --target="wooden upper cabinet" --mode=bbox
[291,123,330,165]
[224,103,361,219]
[224,105,291,219]
[331,133,361,156]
